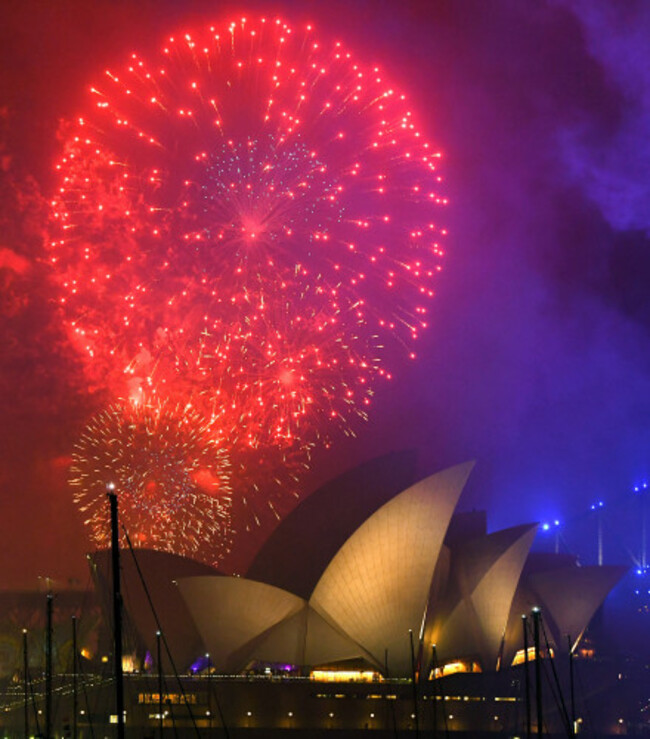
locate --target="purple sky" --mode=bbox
[1,0,649,586]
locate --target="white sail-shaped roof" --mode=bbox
[431,523,537,669]
[91,463,623,680]
[309,461,474,674]
[229,604,376,672]
[177,576,304,670]
[507,563,625,656]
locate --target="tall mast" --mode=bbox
[157,630,164,738]
[522,614,531,739]
[108,486,125,739]
[408,629,419,739]
[45,592,53,739]
[72,615,78,739]
[532,607,543,737]
[568,634,576,737]
[23,629,29,739]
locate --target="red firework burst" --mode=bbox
[51,16,446,531]
[50,16,445,419]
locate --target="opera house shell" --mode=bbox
[93,455,625,679]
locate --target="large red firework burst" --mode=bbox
[51,16,446,535]
[70,398,233,561]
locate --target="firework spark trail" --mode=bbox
[51,16,446,540]
[70,398,233,561]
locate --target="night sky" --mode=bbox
[1,0,649,588]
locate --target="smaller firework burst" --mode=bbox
[71,398,232,563]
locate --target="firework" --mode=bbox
[70,398,233,562]
[49,16,446,441]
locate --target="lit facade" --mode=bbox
[0,458,634,736]
[95,459,625,679]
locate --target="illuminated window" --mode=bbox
[122,655,137,673]
[138,693,197,705]
[431,660,481,679]
[511,647,554,667]
[310,669,382,682]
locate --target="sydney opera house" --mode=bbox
[0,454,632,735]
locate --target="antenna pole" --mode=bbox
[597,509,603,566]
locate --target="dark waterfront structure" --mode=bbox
[0,458,642,735]
[0,665,644,736]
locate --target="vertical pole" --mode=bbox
[430,644,438,737]
[72,616,78,739]
[157,630,164,739]
[206,653,212,731]
[567,635,575,737]
[522,615,531,739]
[532,608,543,737]
[23,629,29,739]
[432,643,450,738]
[642,493,647,570]
[597,510,603,567]
[46,592,53,739]
[384,648,398,737]
[108,488,126,739]
[408,630,419,739]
